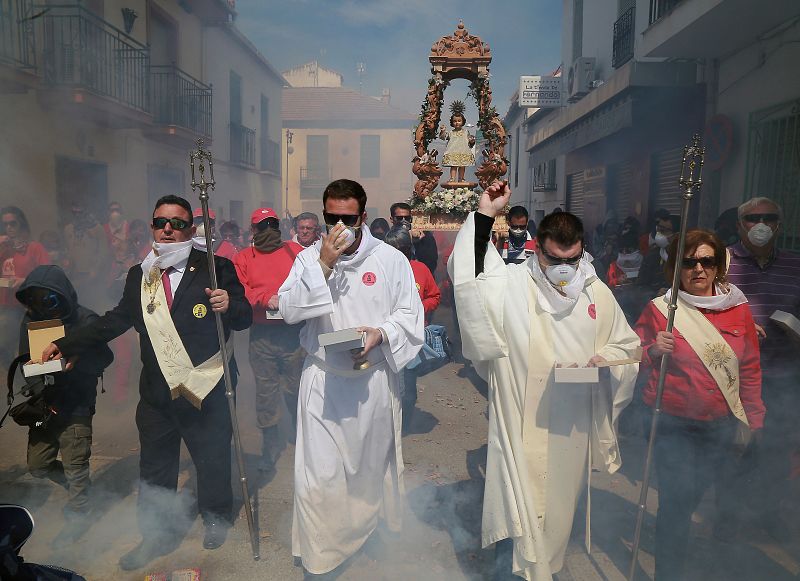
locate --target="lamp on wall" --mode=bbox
[285,129,294,215]
[121,8,137,34]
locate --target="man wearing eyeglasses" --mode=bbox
[726,196,800,542]
[40,195,252,569]
[292,212,321,248]
[448,181,640,581]
[233,208,304,471]
[278,179,424,576]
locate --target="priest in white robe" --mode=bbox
[447,182,640,580]
[279,179,424,575]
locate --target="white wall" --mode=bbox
[715,20,800,210]
[203,25,284,216]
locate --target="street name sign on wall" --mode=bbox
[519,76,563,108]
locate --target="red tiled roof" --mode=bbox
[282,87,416,122]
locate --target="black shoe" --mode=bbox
[119,538,170,571]
[713,518,738,543]
[203,521,229,550]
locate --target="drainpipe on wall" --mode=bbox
[697,57,720,228]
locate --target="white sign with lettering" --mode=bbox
[519,76,563,108]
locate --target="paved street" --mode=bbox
[1,308,798,580]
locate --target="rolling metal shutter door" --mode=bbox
[610,161,634,219]
[651,147,683,215]
[567,171,586,218]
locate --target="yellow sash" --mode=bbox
[140,268,229,409]
[652,296,748,426]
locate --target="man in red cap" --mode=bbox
[233,208,304,470]
[192,208,237,260]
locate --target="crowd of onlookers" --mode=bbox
[1,193,798,575]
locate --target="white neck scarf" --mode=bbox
[616,251,643,278]
[665,282,748,311]
[141,240,193,276]
[527,251,597,314]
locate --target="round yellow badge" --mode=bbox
[193,304,208,318]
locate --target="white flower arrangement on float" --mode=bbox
[409,187,481,218]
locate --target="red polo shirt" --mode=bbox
[409,259,440,315]
[233,242,302,324]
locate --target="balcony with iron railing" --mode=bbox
[300,166,332,196]
[0,0,37,71]
[40,4,149,112]
[151,65,212,139]
[649,0,685,25]
[230,122,255,167]
[260,137,280,174]
[532,159,557,192]
[613,6,635,69]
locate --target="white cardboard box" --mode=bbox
[0,277,15,288]
[318,328,365,353]
[23,359,66,377]
[554,365,599,384]
[770,310,800,341]
[265,310,283,320]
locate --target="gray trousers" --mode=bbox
[27,415,93,517]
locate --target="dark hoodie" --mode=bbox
[15,265,113,417]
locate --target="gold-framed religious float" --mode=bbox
[409,21,509,234]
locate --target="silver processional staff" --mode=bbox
[190,139,259,561]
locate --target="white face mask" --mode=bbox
[326,221,358,248]
[617,250,643,268]
[654,232,670,248]
[544,263,579,288]
[747,222,774,247]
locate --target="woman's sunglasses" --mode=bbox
[323,212,360,227]
[681,257,717,270]
[152,217,190,230]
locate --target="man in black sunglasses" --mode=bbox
[278,179,424,576]
[448,181,640,580]
[40,194,252,567]
[727,196,800,541]
[390,202,439,276]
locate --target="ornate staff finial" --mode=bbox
[190,139,216,194]
[679,133,705,199]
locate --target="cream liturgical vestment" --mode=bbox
[279,225,424,575]
[448,213,640,581]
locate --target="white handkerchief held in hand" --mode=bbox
[318,328,366,353]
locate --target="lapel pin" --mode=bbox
[190,266,196,272]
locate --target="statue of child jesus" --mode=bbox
[439,100,476,184]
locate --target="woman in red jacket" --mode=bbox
[634,229,764,581]
[384,226,440,432]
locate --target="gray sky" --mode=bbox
[235,0,562,118]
